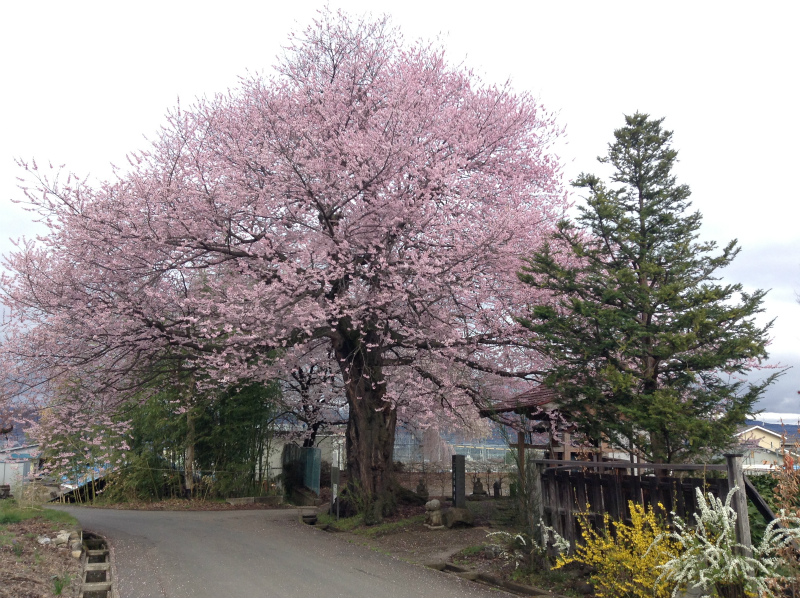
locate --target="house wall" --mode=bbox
[741,447,783,471]
[0,461,31,496]
[739,428,783,451]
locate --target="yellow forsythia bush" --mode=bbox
[554,502,681,598]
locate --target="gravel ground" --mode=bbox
[0,518,83,598]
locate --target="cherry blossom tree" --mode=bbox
[1,10,565,516]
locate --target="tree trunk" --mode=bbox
[185,409,195,498]
[302,421,321,448]
[332,328,396,523]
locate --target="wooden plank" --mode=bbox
[589,472,603,516]
[559,470,576,546]
[574,470,588,512]
[534,459,726,471]
[598,474,618,521]
[81,582,112,591]
[744,476,777,524]
[84,563,110,571]
[531,461,545,525]
[543,468,558,531]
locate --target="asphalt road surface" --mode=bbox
[57,506,507,598]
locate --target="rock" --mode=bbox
[426,509,443,527]
[37,535,51,545]
[69,531,80,541]
[424,499,441,511]
[442,507,474,528]
[70,540,83,551]
[53,532,71,546]
[71,550,83,559]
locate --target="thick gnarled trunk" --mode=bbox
[332,329,397,523]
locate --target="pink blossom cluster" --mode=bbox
[0,10,566,482]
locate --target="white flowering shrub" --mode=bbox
[486,521,570,568]
[656,486,800,598]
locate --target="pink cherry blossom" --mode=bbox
[0,9,566,503]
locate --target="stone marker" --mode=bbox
[452,454,466,508]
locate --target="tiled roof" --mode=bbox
[478,386,559,417]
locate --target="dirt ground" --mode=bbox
[0,519,83,598]
[3,496,578,597]
[322,499,585,597]
[338,517,494,565]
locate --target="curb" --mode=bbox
[426,563,572,597]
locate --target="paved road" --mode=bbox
[57,507,506,598]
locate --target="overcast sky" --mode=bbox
[1,1,798,421]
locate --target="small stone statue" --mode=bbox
[493,479,501,498]
[415,478,429,500]
[425,499,443,528]
[471,478,487,496]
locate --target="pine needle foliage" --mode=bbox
[519,113,777,462]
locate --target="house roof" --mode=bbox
[0,444,39,462]
[741,420,800,445]
[737,425,783,441]
[478,386,559,418]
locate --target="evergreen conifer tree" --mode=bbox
[519,113,777,463]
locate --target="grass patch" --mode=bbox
[317,513,365,531]
[40,509,79,525]
[466,498,518,527]
[458,544,485,557]
[352,514,425,538]
[316,512,426,537]
[0,499,79,530]
[451,544,487,566]
[53,573,72,595]
[512,566,582,598]
[0,511,23,525]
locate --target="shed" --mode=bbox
[0,444,40,498]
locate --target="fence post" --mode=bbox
[725,453,752,555]
[531,461,544,521]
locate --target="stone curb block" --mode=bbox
[426,563,571,597]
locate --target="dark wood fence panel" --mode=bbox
[539,466,730,548]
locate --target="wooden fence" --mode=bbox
[532,455,757,550]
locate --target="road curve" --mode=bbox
[56,506,507,598]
